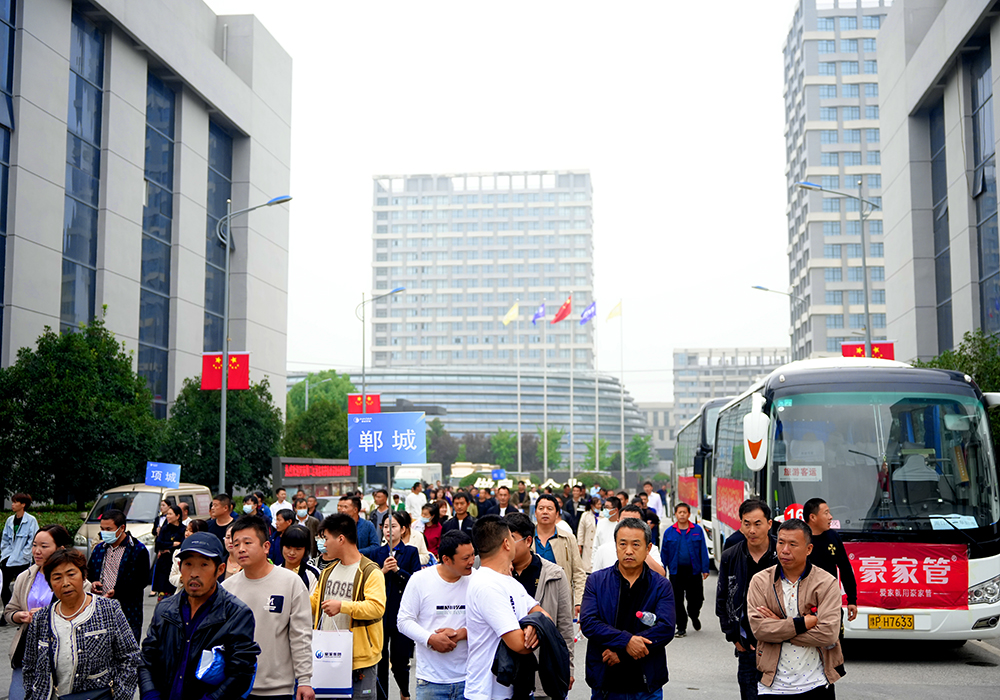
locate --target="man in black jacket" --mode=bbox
[715,499,776,700]
[139,533,260,700]
[805,497,858,624]
[87,509,150,642]
[442,491,476,536]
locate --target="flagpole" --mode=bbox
[569,291,574,482]
[594,316,600,475]
[542,298,548,483]
[516,300,522,474]
[619,305,625,491]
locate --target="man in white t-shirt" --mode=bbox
[591,505,667,576]
[643,481,665,520]
[405,483,428,521]
[397,530,477,700]
[465,515,546,700]
[271,487,292,527]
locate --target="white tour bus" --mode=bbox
[713,357,1000,640]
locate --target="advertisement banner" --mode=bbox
[678,477,699,511]
[348,412,427,466]
[844,542,968,610]
[716,478,747,531]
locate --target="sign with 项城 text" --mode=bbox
[844,542,968,610]
[146,462,181,490]
[348,412,427,466]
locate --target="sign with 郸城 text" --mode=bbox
[844,542,968,610]
[348,412,427,466]
[145,461,181,490]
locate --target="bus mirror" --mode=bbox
[984,393,1000,410]
[694,454,705,477]
[743,392,769,472]
[944,414,972,432]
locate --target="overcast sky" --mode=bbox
[205,0,801,403]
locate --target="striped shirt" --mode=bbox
[101,542,127,592]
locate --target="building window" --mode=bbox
[826,291,843,305]
[821,176,840,189]
[139,74,175,419]
[843,106,860,120]
[863,15,882,30]
[867,151,881,165]
[821,153,839,167]
[841,39,858,53]
[872,289,886,304]
[204,122,233,351]
[61,11,104,333]
[824,244,841,258]
[868,174,881,189]
[823,222,841,236]
[818,40,836,54]
[871,313,887,328]
[0,1,12,343]
[843,152,862,166]
[863,38,877,53]
[825,268,843,282]
[846,244,862,258]
[866,128,880,143]
[927,99,953,351]
[864,60,878,75]
[843,84,860,98]
[871,266,885,281]
[820,130,839,144]
[826,314,844,329]
[847,267,863,282]
[865,83,879,98]
[844,129,862,143]
[820,107,838,121]
[818,17,835,31]
[848,290,865,305]
[842,61,859,75]
[840,16,858,31]
[866,106,879,119]
[819,62,837,76]
[870,242,884,257]
[823,199,841,213]
[845,221,861,236]
[819,85,837,98]
[970,44,1000,335]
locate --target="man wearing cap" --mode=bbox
[139,532,261,700]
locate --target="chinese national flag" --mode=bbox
[840,342,895,360]
[550,295,572,324]
[348,393,381,413]
[200,353,251,390]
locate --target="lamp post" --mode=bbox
[797,180,880,358]
[304,377,333,412]
[216,194,292,495]
[750,285,807,361]
[355,287,406,414]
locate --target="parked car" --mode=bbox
[74,482,213,565]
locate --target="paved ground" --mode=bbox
[1,575,998,699]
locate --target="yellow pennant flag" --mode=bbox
[606,300,622,321]
[502,302,520,326]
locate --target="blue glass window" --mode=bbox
[61,11,103,333]
[204,122,233,351]
[840,17,858,31]
[819,62,836,76]
[841,40,858,53]
[843,152,862,166]
[817,17,834,31]
[826,291,843,305]
[819,85,837,98]
[818,40,836,54]
[821,153,839,167]
[843,85,860,98]
[0,2,13,341]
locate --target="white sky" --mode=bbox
[204,0,800,403]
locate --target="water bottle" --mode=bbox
[636,611,656,626]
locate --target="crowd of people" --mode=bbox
[0,483,857,700]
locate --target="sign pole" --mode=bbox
[516,304,522,473]
[543,298,548,483]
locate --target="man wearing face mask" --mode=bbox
[590,497,621,563]
[87,509,150,643]
[293,497,321,557]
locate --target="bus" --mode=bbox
[713,357,1000,641]
[673,396,734,560]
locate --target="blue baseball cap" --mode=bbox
[178,532,226,563]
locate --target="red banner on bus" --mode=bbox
[844,542,968,610]
[678,477,699,510]
[716,478,746,531]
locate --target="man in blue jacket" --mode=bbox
[580,518,675,700]
[660,502,710,638]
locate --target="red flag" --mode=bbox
[348,393,381,413]
[840,342,895,360]
[550,295,572,324]
[200,353,250,390]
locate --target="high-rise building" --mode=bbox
[879,0,999,359]
[1,0,292,417]
[783,0,893,358]
[370,171,594,370]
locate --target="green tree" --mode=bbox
[0,316,162,506]
[581,437,613,471]
[286,370,356,422]
[914,328,1000,450]
[626,433,654,470]
[463,433,494,464]
[535,426,565,470]
[161,377,283,493]
[282,399,348,459]
[456,444,467,463]
[426,418,459,469]
[490,428,518,470]
[520,433,541,472]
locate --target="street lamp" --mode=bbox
[216,194,292,494]
[751,285,808,361]
[797,180,880,358]
[355,287,405,414]
[304,377,333,412]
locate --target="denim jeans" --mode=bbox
[590,688,663,700]
[736,646,761,700]
[9,667,25,700]
[416,679,465,700]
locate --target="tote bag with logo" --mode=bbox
[311,626,353,699]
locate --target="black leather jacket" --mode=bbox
[139,586,260,700]
[493,611,571,700]
[715,536,778,646]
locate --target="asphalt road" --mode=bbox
[1,575,998,699]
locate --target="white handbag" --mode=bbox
[312,621,353,699]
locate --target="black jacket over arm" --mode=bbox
[493,611,571,700]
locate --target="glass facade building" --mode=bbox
[371,171,595,371]
[784,0,891,358]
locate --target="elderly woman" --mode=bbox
[4,525,85,700]
[23,548,140,700]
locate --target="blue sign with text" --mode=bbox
[145,461,181,489]
[348,412,427,466]
[492,469,507,480]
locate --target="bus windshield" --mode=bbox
[705,407,721,448]
[769,390,1000,532]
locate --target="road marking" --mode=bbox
[969,639,1000,660]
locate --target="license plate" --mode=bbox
[868,614,914,630]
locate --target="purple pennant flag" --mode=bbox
[531,303,545,326]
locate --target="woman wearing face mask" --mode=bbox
[281,525,320,593]
[308,524,339,573]
[577,496,601,573]
[374,513,419,700]
[4,525,85,700]
[396,512,430,567]
[22,549,141,700]
[167,519,210,590]
[221,523,243,581]
[420,502,442,557]
[151,504,184,601]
